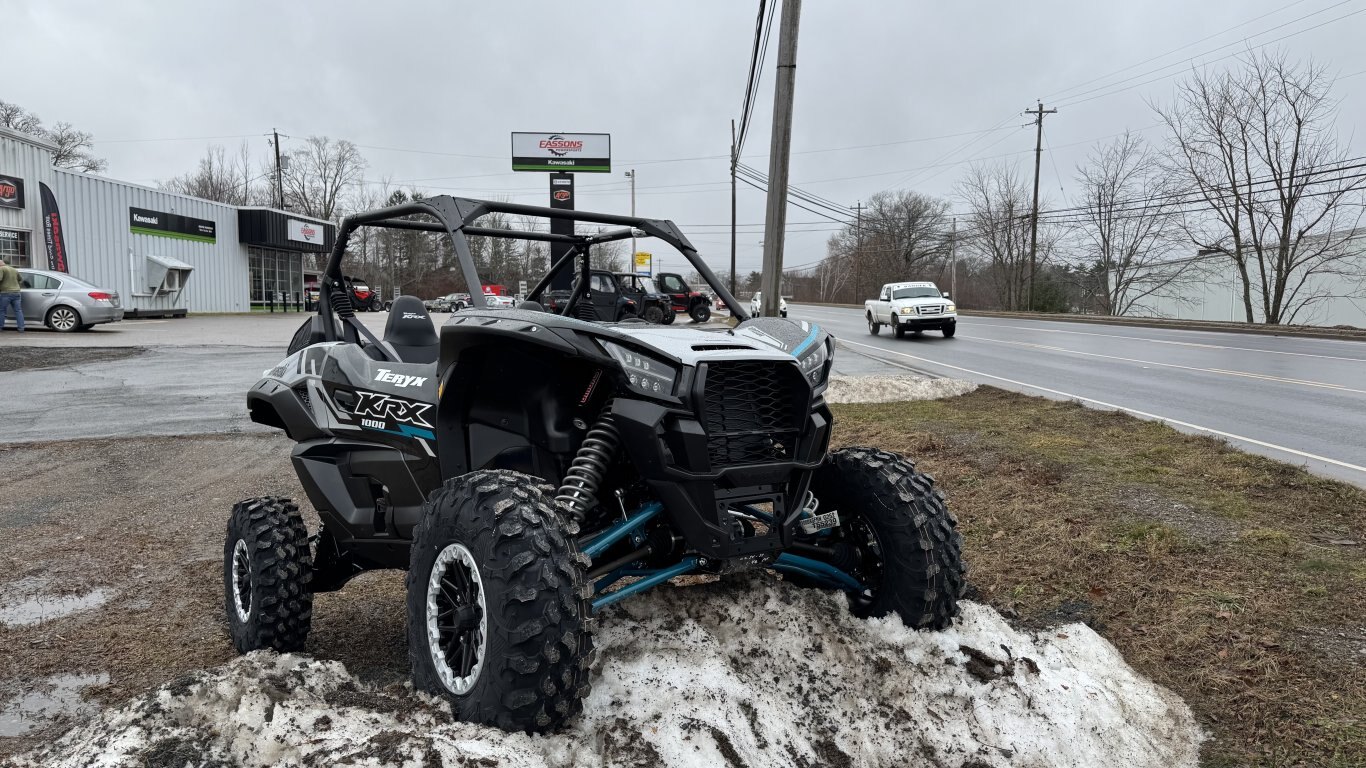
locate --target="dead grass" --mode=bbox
[831,387,1366,767]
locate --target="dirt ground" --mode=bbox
[1,389,1363,765]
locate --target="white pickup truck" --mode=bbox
[864,281,957,338]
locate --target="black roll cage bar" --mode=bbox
[318,195,749,350]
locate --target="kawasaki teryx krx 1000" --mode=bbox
[227,195,966,732]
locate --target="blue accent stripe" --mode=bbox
[792,324,822,357]
[399,424,436,440]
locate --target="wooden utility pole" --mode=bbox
[854,200,862,302]
[949,217,958,300]
[759,0,802,319]
[730,119,737,296]
[1025,101,1055,311]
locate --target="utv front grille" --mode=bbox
[701,361,802,467]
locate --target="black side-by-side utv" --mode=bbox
[226,195,966,732]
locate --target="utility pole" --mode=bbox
[854,201,862,301]
[949,217,958,300]
[730,119,737,297]
[759,0,802,319]
[272,128,285,210]
[1025,101,1055,311]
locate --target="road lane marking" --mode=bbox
[969,321,1366,363]
[835,337,1366,478]
[792,305,1366,361]
[967,336,1366,395]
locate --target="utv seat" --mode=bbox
[367,296,439,364]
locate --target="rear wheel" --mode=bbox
[46,305,81,333]
[223,497,313,652]
[791,447,966,629]
[867,314,880,335]
[407,471,594,733]
[689,302,711,323]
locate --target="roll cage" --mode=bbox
[318,196,748,355]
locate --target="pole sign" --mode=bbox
[512,132,611,172]
[634,251,652,276]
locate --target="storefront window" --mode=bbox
[0,229,30,268]
[249,247,307,305]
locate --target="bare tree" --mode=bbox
[1072,132,1192,315]
[280,136,366,220]
[956,162,1045,311]
[161,143,259,205]
[0,100,42,134]
[859,190,952,284]
[0,100,107,172]
[1157,50,1366,324]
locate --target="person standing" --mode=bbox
[0,259,24,332]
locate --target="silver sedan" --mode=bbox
[17,268,124,332]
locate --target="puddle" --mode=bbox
[0,673,108,737]
[0,588,113,628]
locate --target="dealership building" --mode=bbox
[0,126,335,315]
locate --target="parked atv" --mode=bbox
[614,273,675,324]
[656,272,712,323]
[228,195,966,733]
[343,274,383,312]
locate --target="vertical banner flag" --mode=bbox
[39,183,70,273]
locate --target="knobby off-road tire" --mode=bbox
[223,497,314,653]
[689,302,711,323]
[407,470,595,733]
[643,304,665,324]
[805,447,966,630]
[661,308,676,325]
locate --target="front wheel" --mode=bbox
[223,497,313,652]
[643,304,665,324]
[689,302,711,323]
[943,323,956,338]
[407,471,594,733]
[892,315,906,339]
[661,307,677,324]
[793,447,966,629]
[46,305,81,333]
[867,314,881,336]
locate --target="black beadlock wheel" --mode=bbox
[223,497,314,652]
[798,446,966,630]
[407,470,595,733]
[689,302,711,323]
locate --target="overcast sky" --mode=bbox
[8,0,1366,278]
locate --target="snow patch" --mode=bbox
[826,373,977,403]
[13,578,1201,767]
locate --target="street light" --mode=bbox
[624,169,637,269]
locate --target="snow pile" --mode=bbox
[12,578,1202,768]
[826,373,977,404]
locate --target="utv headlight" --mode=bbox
[601,341,678,396]
[796,337,833,388]
[900,306,913,315]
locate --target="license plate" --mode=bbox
[799,511,840,534]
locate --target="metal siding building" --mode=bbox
[0,128,335,316]
[0,126,59,270]
[55,170,248,313]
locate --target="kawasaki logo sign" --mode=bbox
[511,132,610,173]
[129,207,216,243]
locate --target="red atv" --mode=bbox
[655,272,711,323]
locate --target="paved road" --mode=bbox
[793,304,1366,487]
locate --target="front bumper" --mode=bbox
[896,313,955,329]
